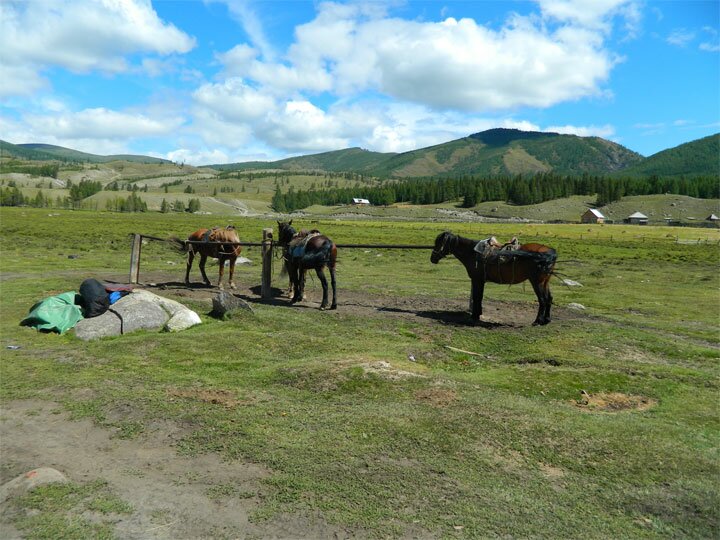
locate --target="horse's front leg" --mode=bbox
[199,254,211,286]
[185,251,195,284]
[316,267,329,310]
[471,278,484,320]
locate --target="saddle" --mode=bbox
[474,236,520,265]
[288,230,321,259]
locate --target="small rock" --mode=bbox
[236,256,253,265]
[0,468,69,504]
[567,303,586,310]
[212,291,254,317]
[562,279,583,287]
[67,254,79,259]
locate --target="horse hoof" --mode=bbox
[319,306,326,311]
[330,304,337,310]
[229,283,236,289]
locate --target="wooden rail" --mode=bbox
[128,231,433,294]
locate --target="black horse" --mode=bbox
[277,221,337,310]
[431,231,557,325]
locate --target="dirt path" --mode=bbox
[0,400,362,539]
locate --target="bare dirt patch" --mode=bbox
[138,271,585,329]
[0,400,364,539]
[413,388,458,408]
[573,391,657,412]
[166,388,251,409]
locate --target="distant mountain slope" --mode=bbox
[1,141,170,164]
[210,147,395,173]
[0,140,60,161]
[617,133,719,177]
[211,129,645,178]
[367,129,644,177]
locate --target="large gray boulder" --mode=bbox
[75,290,201,340]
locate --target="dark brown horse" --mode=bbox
[172,226,242,289]
[431,231,557,325]
[277,221,337,310]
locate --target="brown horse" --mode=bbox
[277,221,337,310]
[172,226,241,289]
[431,231,557,325]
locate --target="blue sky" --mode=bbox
[1,0,718,165]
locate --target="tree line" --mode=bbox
[271,173,720,212]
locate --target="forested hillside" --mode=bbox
[618,133,719,177]
[272,172,720,212]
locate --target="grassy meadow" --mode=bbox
[1,207,719,538]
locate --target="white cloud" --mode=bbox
[216,2,620,112]
[257,101,349,152]
[666,29,696,47]
[0,0,195,98]
[193,78,275,122]
[166,147,230,166]
[544,124,615,138]
[0,64,47,98]
[536,0,636,31]
[27,108,185,139]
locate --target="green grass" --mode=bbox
[1,207,719,538]
[11,480,132,540]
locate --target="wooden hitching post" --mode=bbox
[129,234,142,284]
[261,228,273,299]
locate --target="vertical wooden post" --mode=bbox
[261,228,273,299]
[129,234,142,284]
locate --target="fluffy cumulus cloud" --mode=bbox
[29,108,185,139]
[184,1,633,159]
[0,0,195,97]
[3,107,186,155]
[213,1,632,113]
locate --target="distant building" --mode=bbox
[581,208,605,224]
[352,198,370,205]
[706,214,719,222]
[625,211,648,225]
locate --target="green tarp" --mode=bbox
[20,292,84,334]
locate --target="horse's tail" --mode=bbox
[508,248,557,274]
[169,236,189,253]
[301,239,333,267]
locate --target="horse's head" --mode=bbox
[277,221,296,246]
[431,231,455,263]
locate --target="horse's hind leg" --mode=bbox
[530,277,551,325]
[290,265,301,303]
[228,257,237,289]
[199,254,211,286]
[185,251,195,284]
[316,267,329,310]
[217,256,226,289]
[542,276,552,324]
[329,265,337,310]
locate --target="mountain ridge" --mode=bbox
[2,129,718,177]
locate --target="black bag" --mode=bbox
[78,278,110,318]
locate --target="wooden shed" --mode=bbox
[625,211,649,225]
[352,198,370,205]
[581,208,605,224]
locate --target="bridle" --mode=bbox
[431,232,455,260]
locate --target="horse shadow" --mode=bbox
[378,306,508,328]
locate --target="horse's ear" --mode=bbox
[288,220,292,226]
